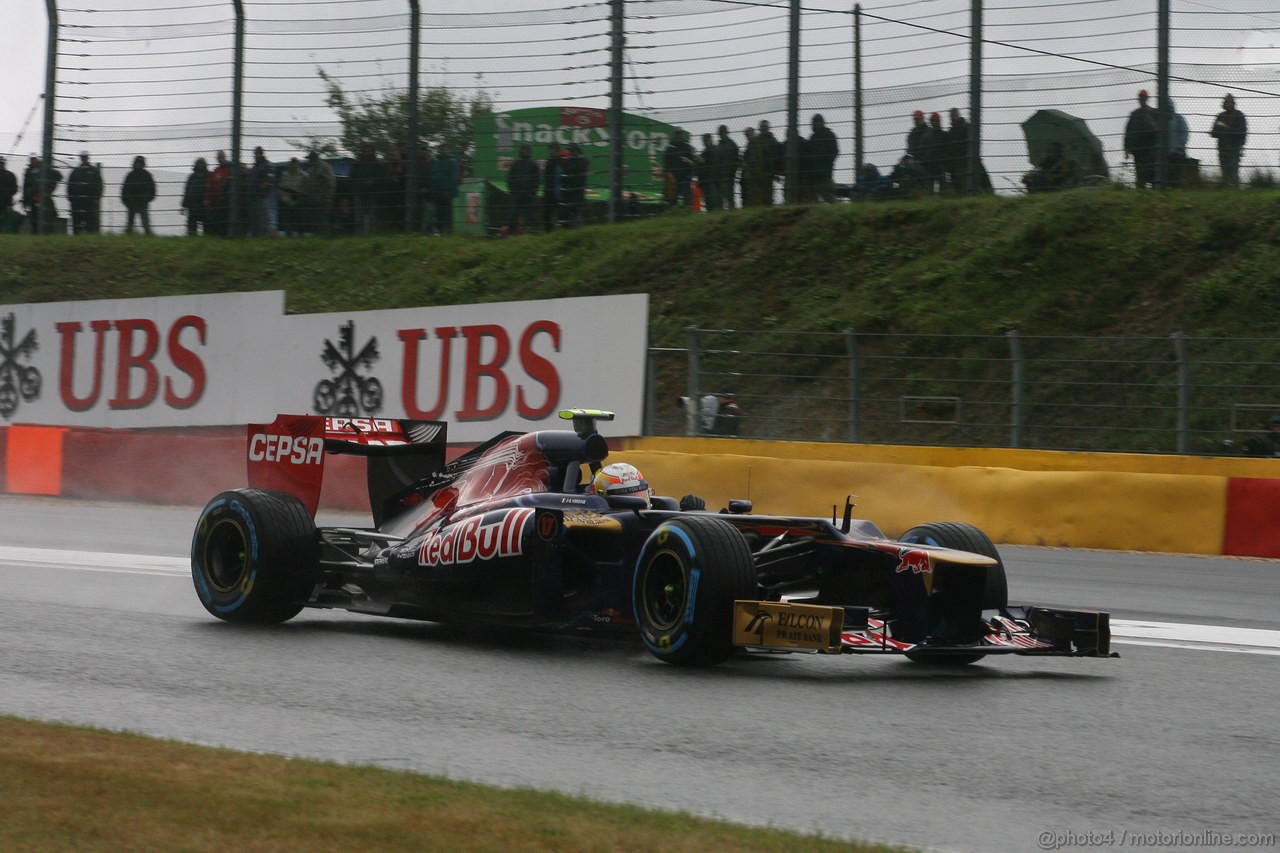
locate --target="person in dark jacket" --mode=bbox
[662,130,696,208]
[559,143,589,228]
[1210,93,1247,189]
[1242,414,1280,457]
[182,158,209,236]
[22,156,62,233]
[921,112,949,194]
[426,143,461,235]
[506,143,541,235]
[67,151,104,234]
[121,156,157,235]
[697,133,721,212]
[0,157,16,211]
[349,142,388,235]
[716,124,740,210]
[541,145,564,232]
[806,114,839,203]
[1124,89,1158,189]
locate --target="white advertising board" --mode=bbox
[0,291,649,441]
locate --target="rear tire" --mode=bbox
[898,521,1007,666]
[633,516,756,667]
[191,488,320,623]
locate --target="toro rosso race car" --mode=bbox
[191,409,1116,667]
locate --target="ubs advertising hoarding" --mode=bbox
[0,292,648,441]
[472,107,679,203]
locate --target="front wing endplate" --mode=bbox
[732,601,844,653]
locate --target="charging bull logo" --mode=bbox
[896,548,932,575]
[418,508,533,568]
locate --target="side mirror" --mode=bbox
[725,499,752,515]
[606,495,650,512]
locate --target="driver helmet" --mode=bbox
[591,462,652,507]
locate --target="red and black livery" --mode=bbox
[191,409,1116,667]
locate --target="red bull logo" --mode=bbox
[418,508,533,568]
[896,548,932,575]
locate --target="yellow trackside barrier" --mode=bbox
[618,441,1231,555]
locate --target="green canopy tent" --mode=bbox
[1021,109,1109,180]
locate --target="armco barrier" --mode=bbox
[1,426,1276,557]
[620,437,1280,558]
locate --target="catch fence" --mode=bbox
[10,1,1280,236]
[648,327,1280,456]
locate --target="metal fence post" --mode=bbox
[685,326,702,436]
[406,0,421,233]
[785,0,800,205]
[853,5,862,180]
[40,1,59,235]
[968,0,982,193]
[608,0,625,224]
[1172,331,1189,454]
[1007,330,1023,448]
[230,0,245,237]
[844,329,861,443]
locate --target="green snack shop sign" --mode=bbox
[472,107,680,203]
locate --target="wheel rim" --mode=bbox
[640,551,687,632]
[204,518,249,593]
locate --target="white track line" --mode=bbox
[3,546,1279,656]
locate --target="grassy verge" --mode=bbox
[0,716,911,852]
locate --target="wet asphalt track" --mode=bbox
[1,496,1277,852]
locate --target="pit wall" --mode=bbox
[1,426,1277,558]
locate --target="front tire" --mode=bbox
[898,521,1008,666]
[191,488,320,623]
[633,516,756,667]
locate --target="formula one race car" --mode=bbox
[191,409,1115,667]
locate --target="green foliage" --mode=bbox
[292,69,494,160]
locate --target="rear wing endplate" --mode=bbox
[247,415,448,519]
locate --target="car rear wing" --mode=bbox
[247,414,448,521]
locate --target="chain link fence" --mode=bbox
[648,327,1280,456]
[9,1,1280,235]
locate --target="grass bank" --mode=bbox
[3,188,1278,340]
[0,716,906,852]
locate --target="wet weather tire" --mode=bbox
[633,515,756,667]
[191,488,320,623]
[898,521,1008,666]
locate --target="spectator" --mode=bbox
[349,142,387,235]
[1242,414,1280,458]
[246,146,274,236]
[0,156,17,218]
[506,143,540,235]
[120,155,156,235]
[740,126,762,206]
[716,124,740,210]
[385,148,406,232]
[541,144,564,232]
[303,151,335,236]
[182,158,209,236]
[560,143,589,228]
[698,132,721,212]
[1210,94,1247,189]
[852,163,894,201]
[757,119,783,202]
[415,146,435,234]
[427,142,461,235]
[22,155,62,233]
[906,110,928,160]
[662,129,696,208]
[1124,89,1158,189]
[67,151,103,234]
[785,127,810,203]
[807,114,839,203]
[204,150,232,237]
[1165,99,1196,187]
[890,153,929,197]
[1023,142,1071,193]
[277,157,306,237]
[921,112,949,194]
